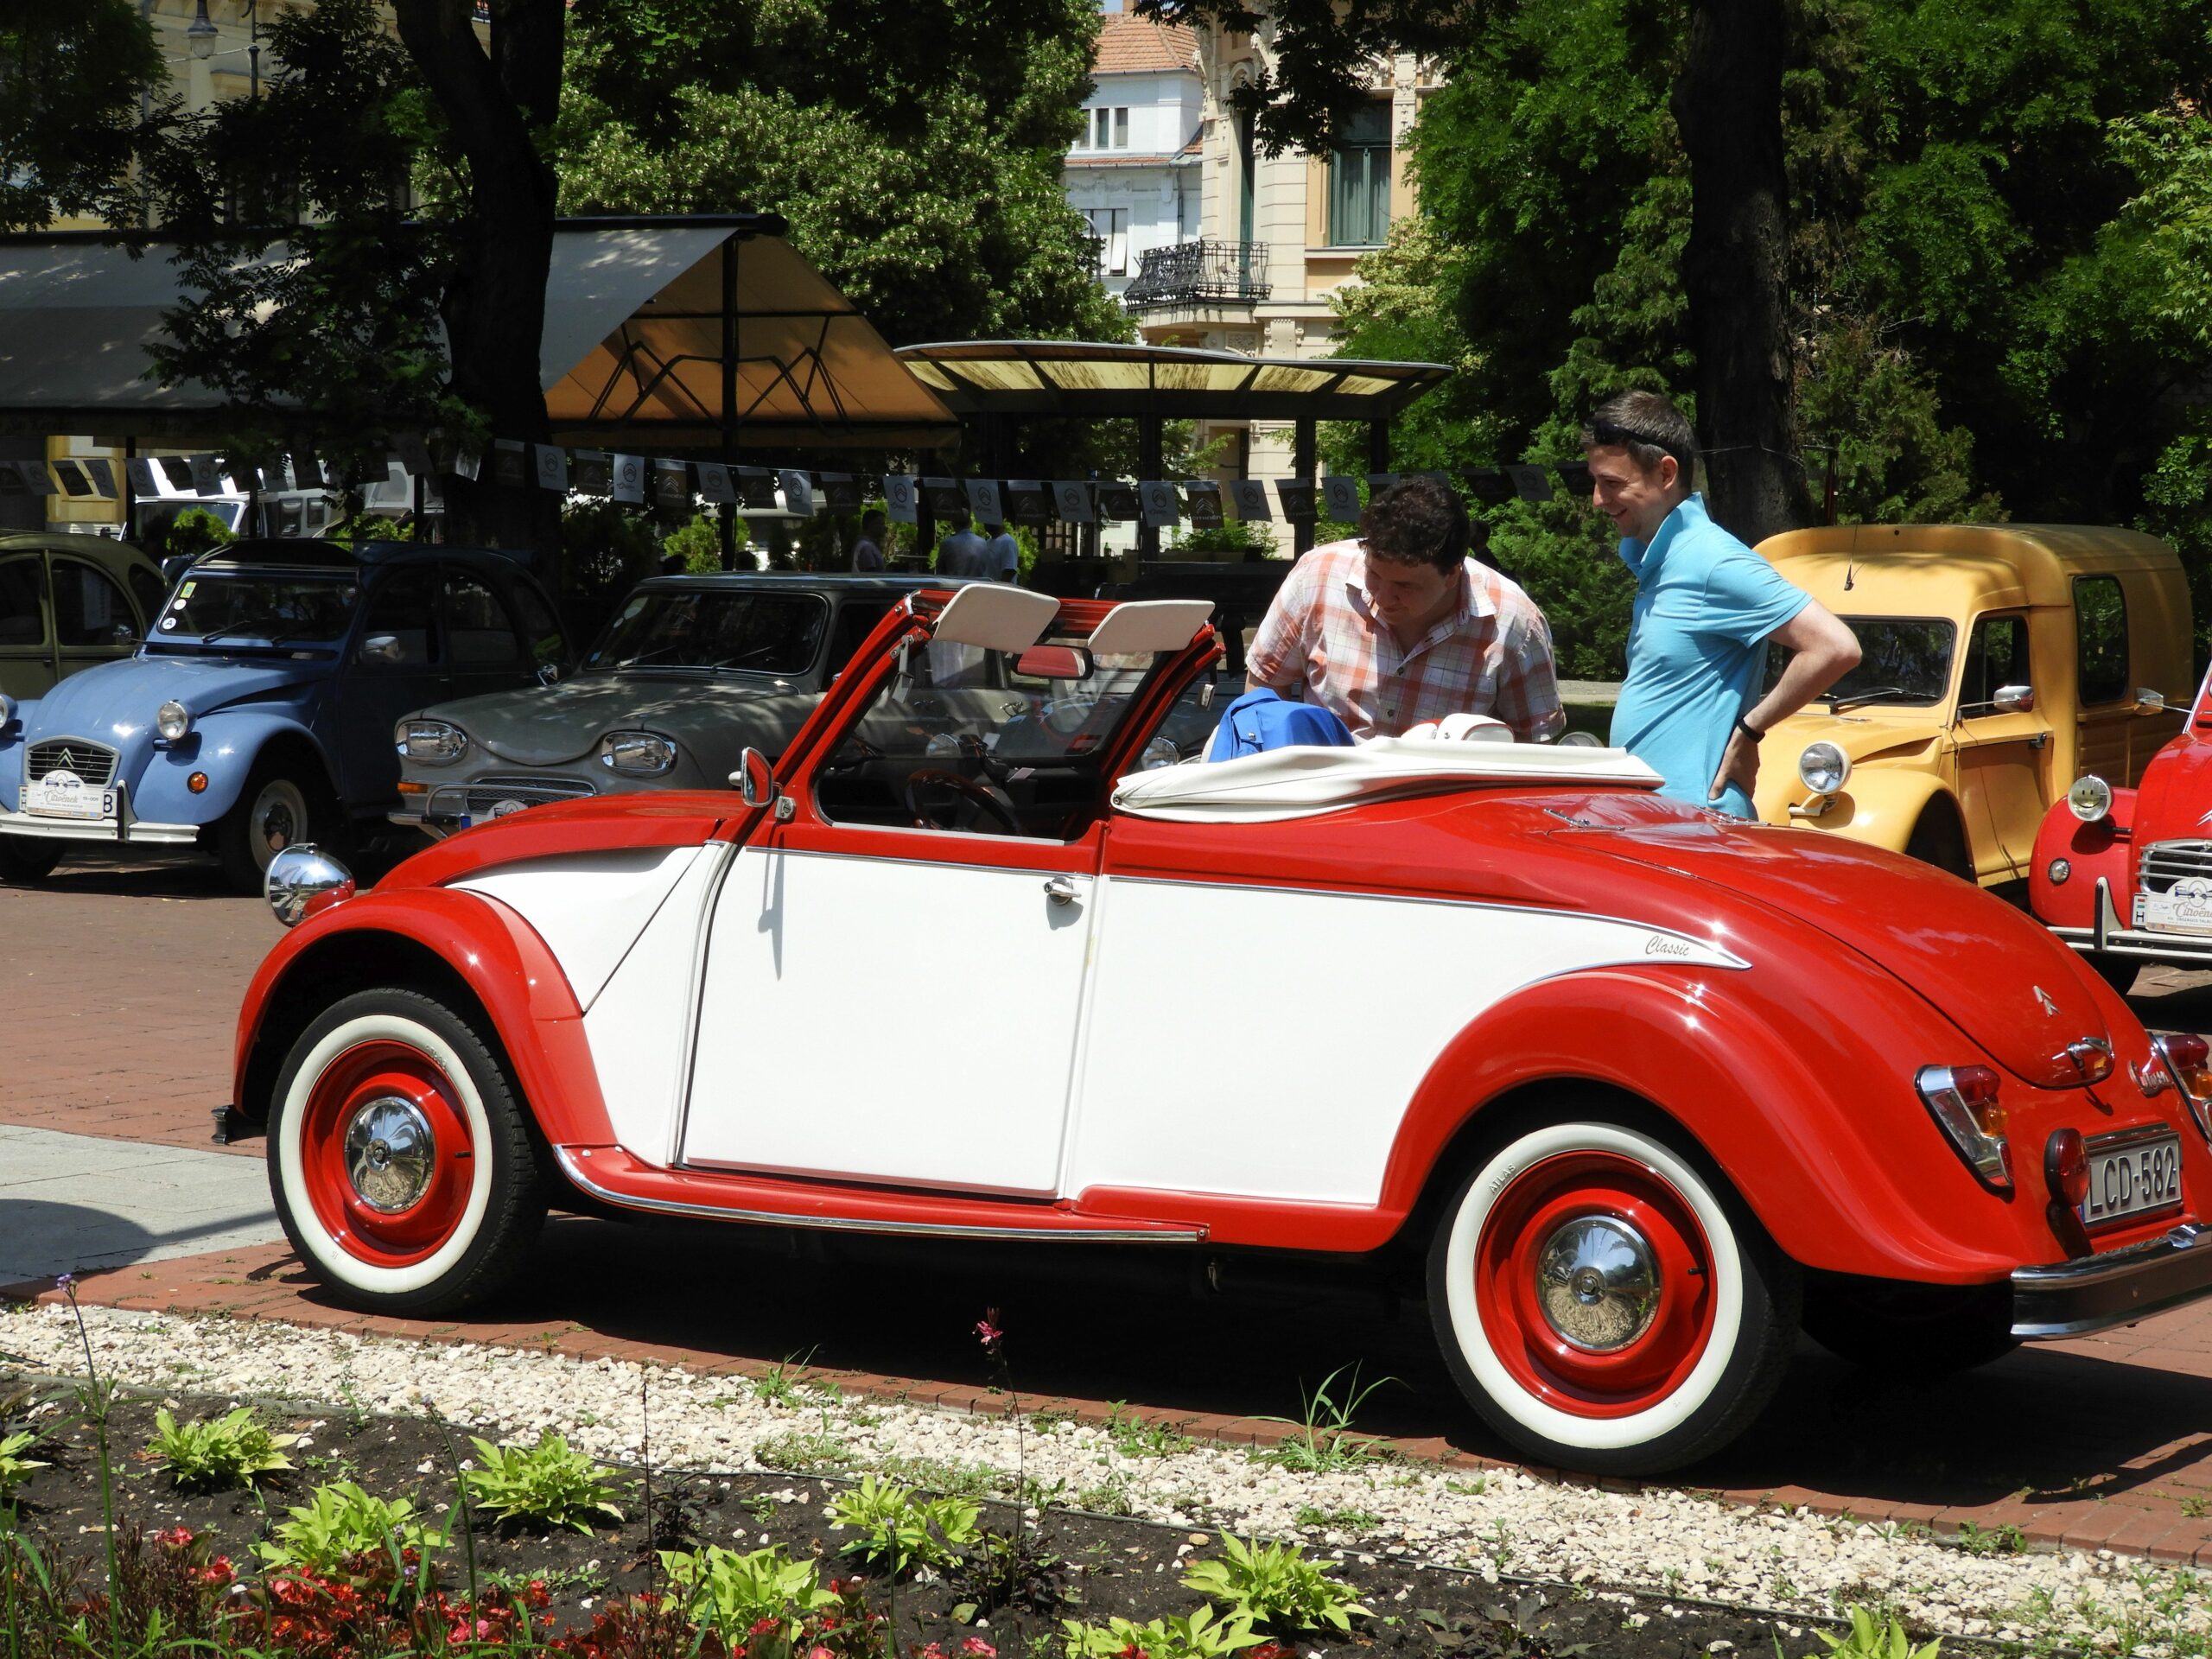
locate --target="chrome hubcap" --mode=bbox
[1535,1215,1660,1351]
[341,1095,435,1213]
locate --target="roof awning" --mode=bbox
[894,340,1449,422]
[0,219,958,450]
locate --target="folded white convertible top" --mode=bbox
[1111,738,1663,823]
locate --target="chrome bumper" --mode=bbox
[2012,1222,2212,1337]
[0,784,199,846]
[2052,874,2212,963]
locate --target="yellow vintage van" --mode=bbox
[1748,524,2190,885]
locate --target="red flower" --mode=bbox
[963,1639,998,1656]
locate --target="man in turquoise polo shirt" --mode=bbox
[1582,391,1860,817]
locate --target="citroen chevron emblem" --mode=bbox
[2034,985,2059,1017]
[54,747,74,772]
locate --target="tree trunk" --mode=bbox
[391,0,563,560]
[1671,0,1809,545]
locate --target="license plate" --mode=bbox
[2078,1128,2184,1228]
[21,772,111,821]
[2139,887,2212,935]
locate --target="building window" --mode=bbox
[1077,106,1129,152]
[1087,208,1128,276]
[1327,101,1393,246]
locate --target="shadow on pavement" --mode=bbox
[0,1198,270,1287]
[1,836,426,901]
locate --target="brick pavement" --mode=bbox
[7,855,2212,1565]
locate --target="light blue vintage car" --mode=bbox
[0,538,564,890]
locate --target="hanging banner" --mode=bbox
[1363,472,1400,500]
[1228,480,1271,521]
[392,432,435,478]
[532,444,569,492]
[1004,480,1048,524]
[1274,479,1316,521]
[1184,480,1224,529]
[1320,475,1361,520]
[157,455,196,491]
[652,459,692,514]
[920,477,964,518]
[881,474,918,523]
[1050,480,1092,522]
[488,440,528,488]
[0,462,25,496]
[963,478,1002,524]
[777,469,817,516]
[817,473,861,512]
[1463,466,1514,505]
[696,461,736,505]
[610,454,647,504]
[17,461,57,496]
[188,454,223,496]
[52,460,93,499]
[1139,480,1180,527]
[1096,481,1140,522]
[450,445,483,482]
[1507,464,1553,503]
[125,457,162,496]
[1554,460,1592,497]
[569,450,612,496]
[735,467,779,508]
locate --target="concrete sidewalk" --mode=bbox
[0,1123,283,1286]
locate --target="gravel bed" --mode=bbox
[3,1301,2205,1654]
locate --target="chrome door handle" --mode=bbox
[1043,875,1079,906]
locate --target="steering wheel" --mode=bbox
[904,767,1022,835]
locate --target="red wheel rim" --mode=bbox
[1472,1149,1717,1419]
[298,1039,474,1268]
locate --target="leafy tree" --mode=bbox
[0,0,162,231]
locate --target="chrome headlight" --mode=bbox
[156,700,192,742]
[397,719,469,765]
[2068,774,2113,823]
[264,844,354,928]
[600,731,677,776]
[0,692,15,728]
[1797,741,1850,795]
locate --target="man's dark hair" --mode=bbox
[1581,390,1698,483]
[1358,475,1470,573]
[861,507,886,531]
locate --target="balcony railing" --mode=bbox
[1123,239,1271,310]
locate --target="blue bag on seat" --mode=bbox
[1205,687,1357,761]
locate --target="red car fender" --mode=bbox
[232,887,614,1147]
[1375,969,2018,1283]
[2029,787,2135,931]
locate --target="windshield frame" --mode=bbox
[139,566,362,657]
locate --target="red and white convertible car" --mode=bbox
[235,586,2212,1473]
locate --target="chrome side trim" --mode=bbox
[554,1146,1204,1243]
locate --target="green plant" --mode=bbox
[462,1432,622,1533]
[827,1474,981,1575]
[1061,1607,1269,1659]
[663,512,741,574]
[1251,1363,1398,1473]
[1294,1505,1381,1533]
[1105,1402,1190,1459]
[255,1481,446,1575]
[754,1430,853,1474]
[1947,1521,2024,1558]
[0,1433,45,1502]
[146,1406,298,1491]
[662,1543,837,1640]
[2183,1494,2209,1520]
[753,1349,820,1408]
[1815,1607,1942,1659]
[1182,1533,1370,1635]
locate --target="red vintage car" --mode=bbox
[234,585,2212,1475]
[2032,665,2212,992]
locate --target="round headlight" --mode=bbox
[2048,857,2072,886]
[2068,774,2113,823]
[156,700,191,742]
[0,692,15,728]
[600,731,678,776]
[1797,741,1851,796]
[398,719,468,765]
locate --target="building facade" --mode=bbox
[1063,15,1204,301]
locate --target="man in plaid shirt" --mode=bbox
[1245,476,1566,743]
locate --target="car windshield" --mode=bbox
[813,632,1176,839]
[152,570,359,647]
[583,588,828,675]
[1764,616,1955,708]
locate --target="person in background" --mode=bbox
[852,508,887,573]
[935,509,988,577]
[1581,389,1860,817]
[981,518,1021,584]
[1245,475,1565,743]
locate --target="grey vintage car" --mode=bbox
[392,573,969,836]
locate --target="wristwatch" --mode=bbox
[1735,715,1764,745]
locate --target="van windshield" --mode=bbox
[1765,616,1955,708]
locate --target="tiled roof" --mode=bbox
[1093,13,1198,75]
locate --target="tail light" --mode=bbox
[2045,1128,2089,1208]
[1916,1064,2012,1192]
[2150,1031,2212,1145]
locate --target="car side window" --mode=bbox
[826,602,894,679]
[125,563,168,623]
[505,580,568,671]
[0,555,46,647]
[52,558,137,648]
[1958,613,2030,716]
[359,565,440,665]
[443,568,523,668]
[2075,575,2128,705]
